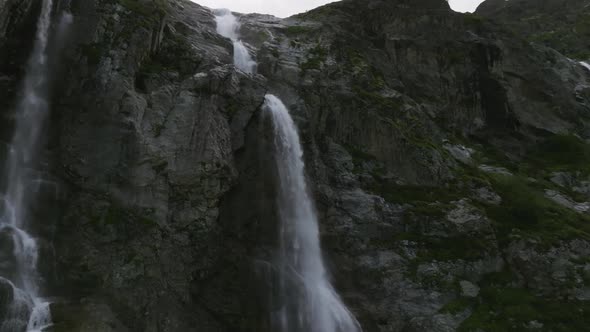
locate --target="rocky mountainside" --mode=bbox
[476,0,590,60]
[0,0,589,331]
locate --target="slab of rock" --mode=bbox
[444,144,474,165]
[459,280,480,298]
[478,165,513,176]
[544,189,590,213]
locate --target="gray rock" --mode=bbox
[473,187,502,205]
[444,144,474,165]
[544,189,590,213]
[0,277,33,331]
[478,165,513,176]
[459,281,480,298]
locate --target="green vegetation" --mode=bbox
[119,0,167,19]
[270,48,280,58]
[526,13,590,60]
[487,174,590,245]
[458,270,590,331]
[91,202,158,230]
[371,182,489,262]
[371,184,461,206]
[417,235,490,262]
[463,13,485,27]
[284,26,315,36]
[137,33,198,79]
[480,135,590,245]
[79,43,103,66]
[441,297,475,315]
[301,45,327,71]
[524,135,590,175]
[454,134,590,246]
[344,144,377,164]
[353,87,401,111]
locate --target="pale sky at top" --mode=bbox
[192,0,486,17]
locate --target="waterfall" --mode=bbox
[213,9,256,74]
[0,0,60,330]
[263,95,362,332]
[212,6,359,330]
[581,61,590,71]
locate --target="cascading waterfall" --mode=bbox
[263,95,362,332]
[213,9,256,74]
[212,7,359,331]
[581,61,590,71]
[0,0,61,330]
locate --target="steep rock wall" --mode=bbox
[1,0,590,331]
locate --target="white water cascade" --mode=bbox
[263,95,362,332]
[213,9,257,74]
[581,61,590,71]
[0,0,59,330]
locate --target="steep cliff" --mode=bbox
[476,0,590,60]
[0,0,589,331]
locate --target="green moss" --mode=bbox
[463,13,485,27]
[79,43,103,66]
[525,135,590,174]
[348,49,367,67]
[353,87,402,112]
[119,0,167,19]
[410,202,452,218]
[484,173,590,246]
[104,205,125,225]
[91,203,158,230]
[372,184,462,205]
[284,25,315,36]
[301,57,322,71]
[270,48,280,58]
[459,270,590,331]
[470,141,517,172]
[441,297,475,314]
[416,235,490,262]
[526,14,590,60]
[301,45,328,71]
[345,144,376,163]
[138,33,196,76]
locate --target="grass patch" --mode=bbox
[463,13,485,27]
[459,270,590,331]
[371,184,462,205]
[441,297,475,314]
[484,173,590,246]
[353,87,402,111]
[284,25,315,36]
[301,45,327,71]
[416,235,491,262]
[525,135,590,175]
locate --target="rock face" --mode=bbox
[0,0,589,331]
[476,0,590,60]
[0,277,33,331]
[0,0,33,42]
